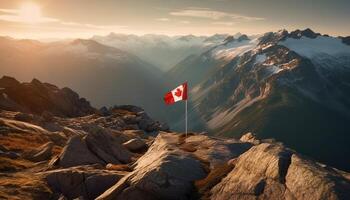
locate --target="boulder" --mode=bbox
[59,136,104,168]
[210,143,295,200]
[96,132,207,200]
[122,138,147,152]
[14,112,34,122]
[84,125,132,164]
[0,151,20,159]
[24,142,54,162]
[285,154,350,200]
[44,165,127,200]
[240,132,260,145]
[185,134,252,169]
[99,106,111,116]
[210,143,350,200]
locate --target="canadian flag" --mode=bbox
[164,82,188,105]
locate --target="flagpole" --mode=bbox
[185,99,187,137]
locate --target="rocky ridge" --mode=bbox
[0,77,349,200]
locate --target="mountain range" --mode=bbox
[0,37,167,120]
[167,28,350,171]
[92,33,244,71]
[0,29,350,171]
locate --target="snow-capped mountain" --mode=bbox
[91,33,239,71]
[0,37,168,120]
[167,29,350,171]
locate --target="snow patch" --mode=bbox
[212,38,259,60]
[279,36,350,59]
[254,54,267,64]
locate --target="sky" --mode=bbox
[0,0,349,39]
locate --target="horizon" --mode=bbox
[0,0,349,40]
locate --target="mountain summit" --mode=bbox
[0,77,349,200]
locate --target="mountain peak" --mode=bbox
[237,34,249,42]
[223,35,235,43]
[289,28,320,39]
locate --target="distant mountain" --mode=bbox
[91,33,238,71]
[0,76,95,117]
[167,29,350,171]
[0,37,168,120]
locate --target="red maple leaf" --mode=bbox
[174,88,182,97]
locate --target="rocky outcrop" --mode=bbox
[237,34,249,41]
[44,165,127,200]
[57,125,133,168]
[23,142,54,162]
[239,132,260,145]
[210,143,350,200]
[288,28,321,39]
[84,125,132,164]
[0,76,95,117]
[122,138,147,152]
[96,132,207,200]
[184,134,252,169]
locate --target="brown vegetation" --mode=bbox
[195,162,234,199]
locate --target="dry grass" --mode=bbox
[0,133,48,152]
[0,172,53,200]
[195,162,234,199]
[0,157,34,172]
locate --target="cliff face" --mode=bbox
[0,77,349,200]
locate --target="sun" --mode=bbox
[18,3,42,24]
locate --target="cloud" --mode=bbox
[0,7,126,31]
[170,8,264,21]
[156,18,170,22]
[179,20,190,24]
[212,21,236,26]
[0,8,59,23]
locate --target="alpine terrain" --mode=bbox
[167,29,350,171]
[0,76,349,200]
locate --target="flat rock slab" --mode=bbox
[43,165,127,200]
[97,132,207,200]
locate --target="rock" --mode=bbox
[84,125,132,164]
[0,144,9,152]
[341,36,350,45]
[122,138,147,152]
[237,34,249,41]
[59,135,105,167]
[41,111,54,122]
[0,76,95,117]
[44,165,127,200]
[0,76,20,87]
[122,114,138,124]
[240,132,260,145]
[99,106,111,116]
[285,154,350,200]
[96,132,207,200]
[113,105,144,113]
[223,35,235,43]
[185,134,252,169]
[25,142,54,162]
[210,143,350,200]
[0,151,20,159]
[123,130,146,139]
[14,112,34,122]
[210,143,295,200]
